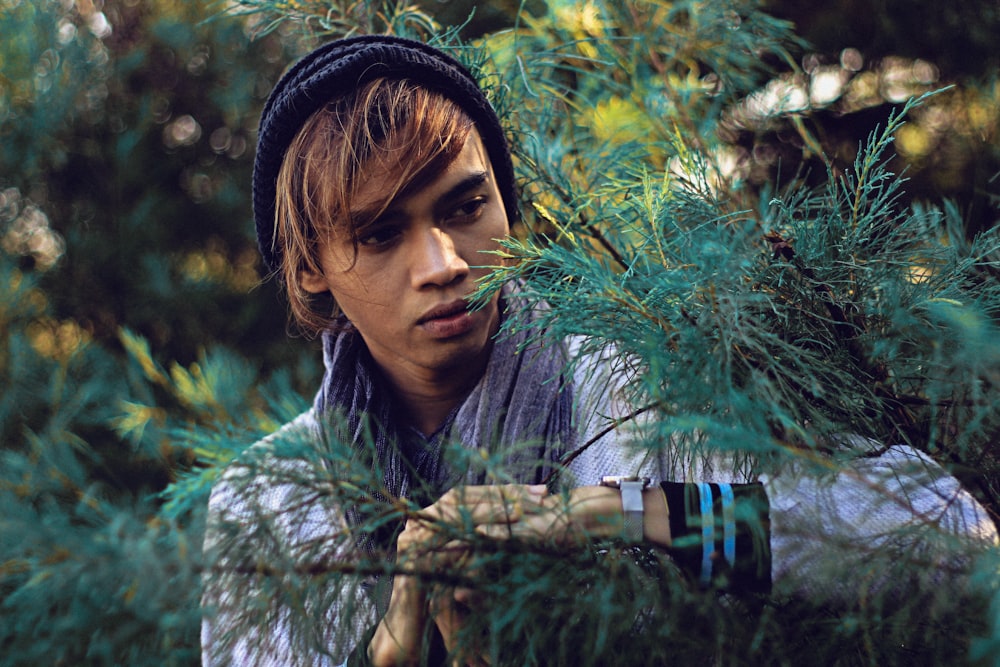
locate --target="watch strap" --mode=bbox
[620,479,645,543]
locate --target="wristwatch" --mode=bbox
[599,476,651,543]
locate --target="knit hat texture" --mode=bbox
[253,35,517,275]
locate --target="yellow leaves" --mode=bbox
[113,401,167,444]
[925,297,964,307]
[178,240,261,293]
[118,328,222,416]
[532,201,559,225]
[844,71,881,110]
[532,202,579,248]
[138,356,226,416]
[477,30,517,73]
[896,124,933,160]
[169,360,219,411]
[584,95,652,146]
[119,328,167,385]
[946,84,999,143]
[965,98,995,135]
[27,317,90,362]
[273,0,354,13]
[553,1,607,44]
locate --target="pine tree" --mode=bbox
[0,2,315,663]
[2,1,999,665]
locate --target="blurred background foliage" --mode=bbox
[0,0,998,663]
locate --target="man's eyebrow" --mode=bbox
[351,171,491,227]
[439,171,489,203]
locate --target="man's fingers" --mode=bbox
[452,586,486,607]
[395,535,471,571]
[476,516,540,540]
[413,499,521,527]
[414,484,551,528]
[443,484,547,508]
[474,507,576,544]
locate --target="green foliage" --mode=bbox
[972,549,1000,667]
[2,0,999,665]
[0,248,311,665]
[489,93,1000,460]
[1,0,317,370]
[0,2,319,664]
[1,488,201,666]
[0,250,198,665]
[470,54,1000,661]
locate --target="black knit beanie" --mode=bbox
[252,35,518,275]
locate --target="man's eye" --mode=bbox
[358,227,401,248]
[450,198,486,222]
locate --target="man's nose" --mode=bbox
[410,227,469,289]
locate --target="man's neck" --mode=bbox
[377,348,493,436]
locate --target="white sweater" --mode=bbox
[201,340,998,666]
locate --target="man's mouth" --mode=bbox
[418,299,469,324]
[418,299,476,339]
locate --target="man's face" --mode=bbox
[300,129,510,384]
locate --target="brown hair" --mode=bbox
[273,77,475,335]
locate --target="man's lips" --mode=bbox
[418,299,477,339]
[418,299,469,324]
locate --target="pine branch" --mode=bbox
[542,403,659,485]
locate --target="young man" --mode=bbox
[202,36,997,666]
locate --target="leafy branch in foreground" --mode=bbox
[479,90,1000,476]
[4,1,998,665]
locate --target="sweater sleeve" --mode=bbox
[200,411,379,667]
[563,339,998,601]
[761,442,998,601]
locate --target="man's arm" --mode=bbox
[201,411,376,667]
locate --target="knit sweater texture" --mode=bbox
[201,302,998,665]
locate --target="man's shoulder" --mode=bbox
[244,409,321,457]
[215,409,324,489]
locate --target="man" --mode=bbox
[202,35,997,666]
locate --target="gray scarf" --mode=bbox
[313,286,574,544]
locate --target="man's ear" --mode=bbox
[298,270,329,294]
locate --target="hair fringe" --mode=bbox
[273,78,474,336]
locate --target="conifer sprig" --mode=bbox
[479,79,1000,473]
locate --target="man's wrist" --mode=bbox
[599,476,651,543]
[579,481,672,548]
[567,486,627,541]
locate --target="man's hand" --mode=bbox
[476,485,671,549]
[474,485,623,545]
[426,485,625,666]
[370,483,672,665]
[368,484,549,666]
